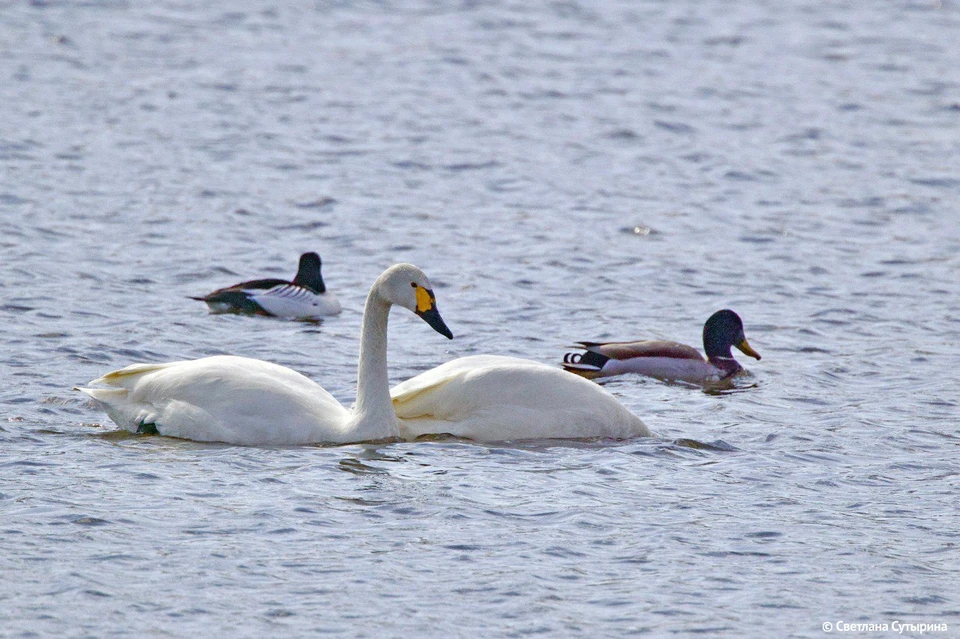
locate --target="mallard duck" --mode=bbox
[391,354,651,441]
[191,252,342,319]
[562,309,761,383]
[78,264,452,445]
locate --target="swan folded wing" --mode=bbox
[390,361,474,424]
[393,355,649,441]
[91,361,192,387]
[82,356,350,445]
[391,355,529,413]
[391,362,511,440]
[580,340,704,361]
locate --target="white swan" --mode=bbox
[391,355,651,441]
[191,252,342,319]
[78,264,452,445]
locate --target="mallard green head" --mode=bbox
[702,310,761,362]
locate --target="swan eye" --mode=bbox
[410,282,417,288]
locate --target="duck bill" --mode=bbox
[736,338,761,360]
[417,305,453,339]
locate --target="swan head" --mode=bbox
[376,263,453,340]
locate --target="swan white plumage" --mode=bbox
[391,355,651,441]
[78,264,452,445]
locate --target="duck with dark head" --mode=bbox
[562,309,761,383]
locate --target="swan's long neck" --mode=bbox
[350,288,400,440]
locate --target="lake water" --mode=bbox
[2,0,959,636]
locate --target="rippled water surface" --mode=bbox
[2,0,959,636]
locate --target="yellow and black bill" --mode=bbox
[415,286,453,339]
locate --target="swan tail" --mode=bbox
[90,362,178,387]
[76,386,127,403]
[76,386,155,433]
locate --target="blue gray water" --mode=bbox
[2,0,959,636]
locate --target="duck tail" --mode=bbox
[561,350,607,379]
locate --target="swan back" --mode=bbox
[80,356,351,445]
[392,355,650,441]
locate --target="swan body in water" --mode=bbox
[81,263,650,445]
[391,355,651,441]
[79,263,451,445]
